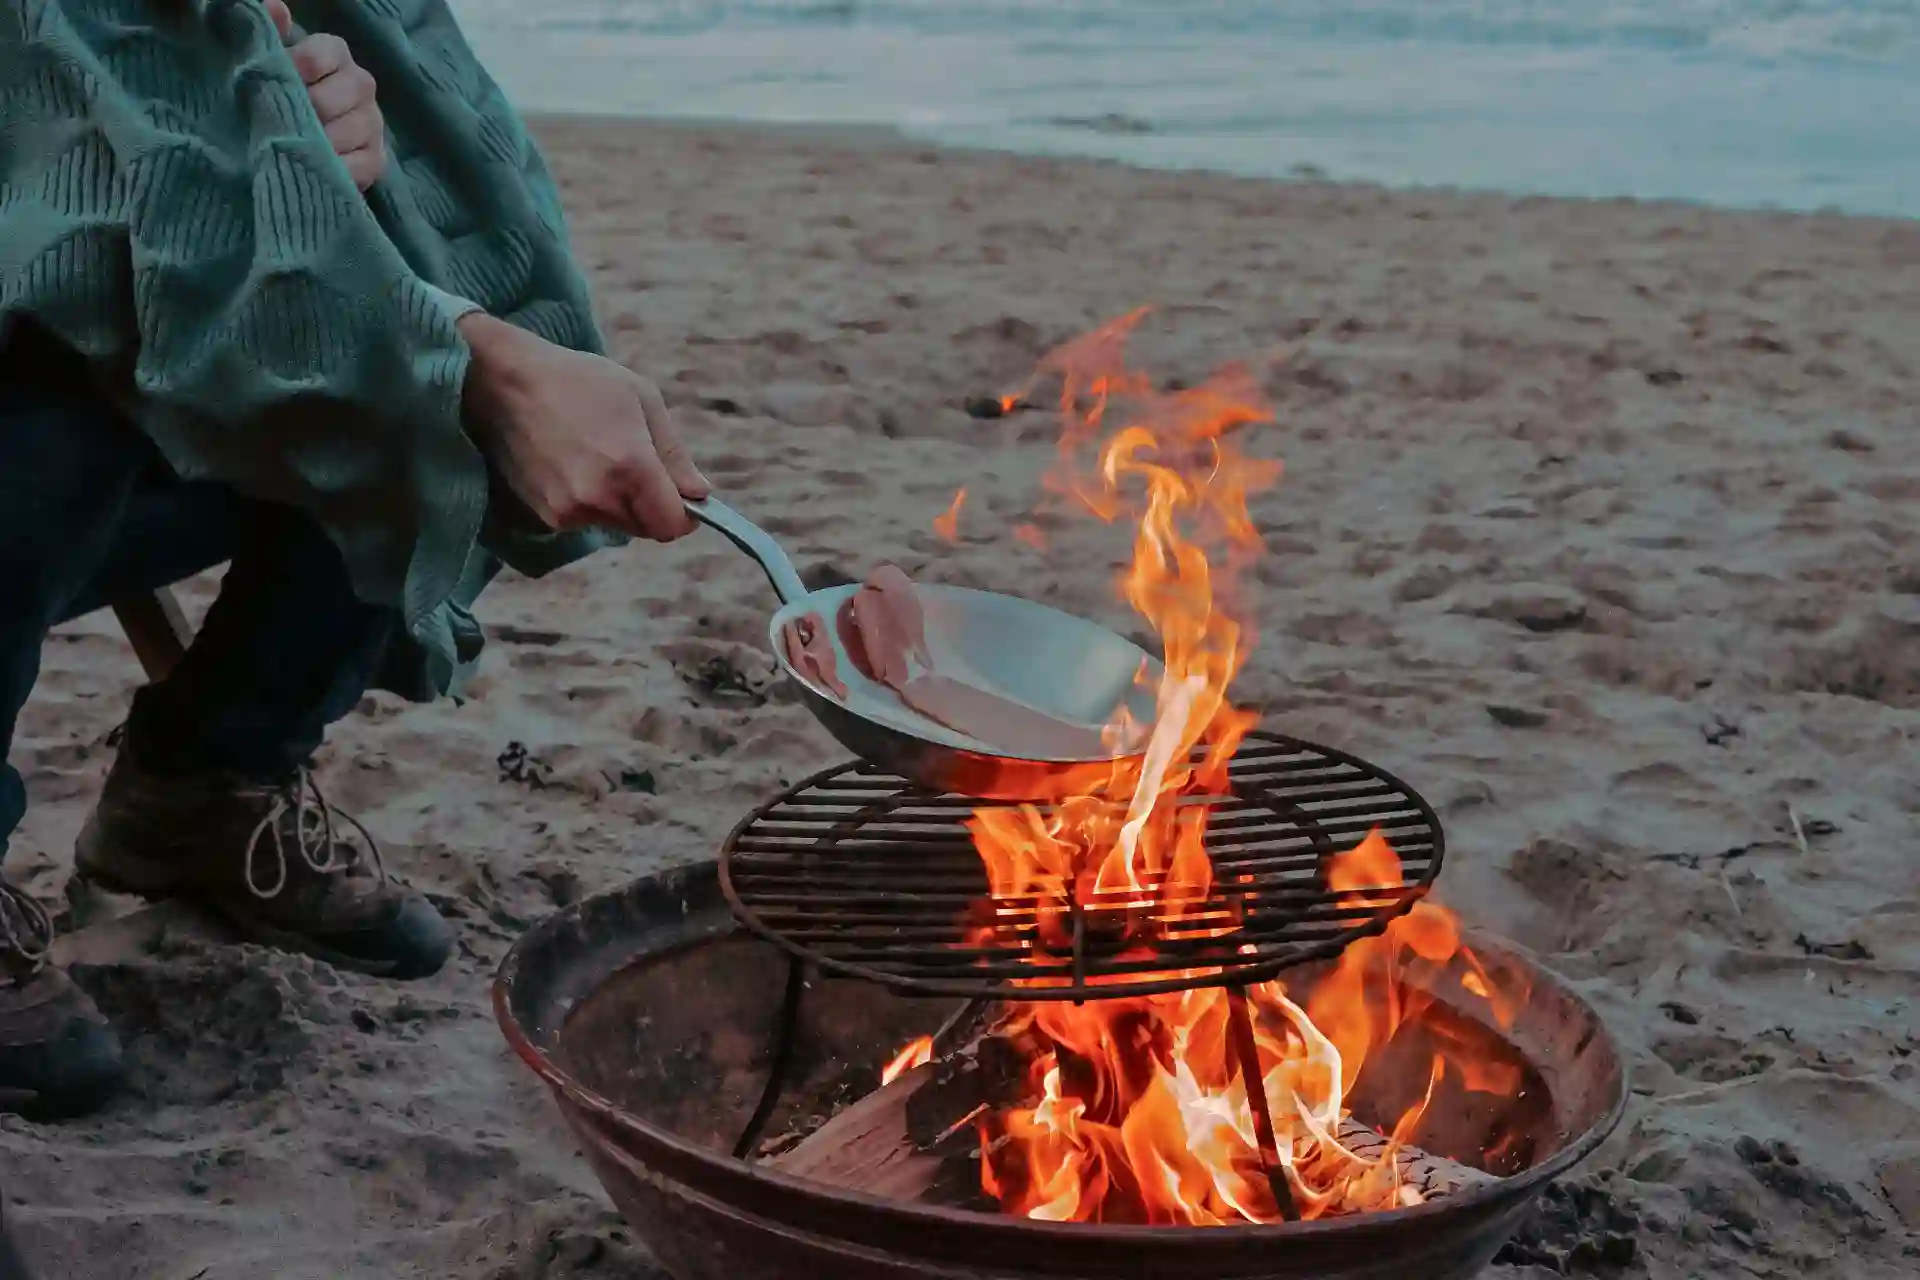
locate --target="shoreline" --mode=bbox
[526,110,1917,227]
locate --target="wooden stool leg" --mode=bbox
[110,588,192,682]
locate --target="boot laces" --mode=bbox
[0,880,54,978]
[242,768,385,901]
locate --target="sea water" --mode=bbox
[455,0,1920,217]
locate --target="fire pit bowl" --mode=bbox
[496,860,1627,1280]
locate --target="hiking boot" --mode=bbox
[0,880,123,1118]
[74,752,453,980]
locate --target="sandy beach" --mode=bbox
[5,115,1917,1278]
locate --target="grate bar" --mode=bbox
[725,829,1436,886]
[754,768,1387,818]
[725,848,1433,908]
[719,731,1442,1002]
[728,814,1435,861]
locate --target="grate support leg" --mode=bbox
[1226,985,1299,1221]
[732,956,807,1160]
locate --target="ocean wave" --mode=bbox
[455,0,1920,217]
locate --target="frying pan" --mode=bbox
[688,498,1160,800]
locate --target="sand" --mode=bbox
[4,116,1917,1278]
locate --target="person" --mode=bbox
[0,0,709,1123]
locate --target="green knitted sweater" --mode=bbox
[0,0,617,696]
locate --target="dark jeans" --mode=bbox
[0,335,398,853]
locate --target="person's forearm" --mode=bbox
[423,289,525,444]
[457,310,531,443]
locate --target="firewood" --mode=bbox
[769,1019,1027,1205]
[769,999,1492,1212]
[904,1024,1029,1147]
[771,1060,947,1200]
[1335,1117,1495,1200]
[777,1092,1490,1210]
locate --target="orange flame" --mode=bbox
[881,1035,936,1086]
[934,488,967,543]
[949,313,1523,1225]
[964,311,1279,953]
[979,835,1527,1224]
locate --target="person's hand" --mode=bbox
[264,1,388,191]
[458,314,710,542]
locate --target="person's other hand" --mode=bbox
[264,1,388,191]
[458,314,710,542]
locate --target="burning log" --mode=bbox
[769,1060,947,1201]
[769,1017,1496,1214]
[768,1024,1029,1206]
[1334,1118,1496,1204]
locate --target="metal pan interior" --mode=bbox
[766,584,1162,763]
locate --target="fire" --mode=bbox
[965,310,1276,942]
[949,312,1522,1225]
[933,488,967,543]
[980,837,1520,1224]
[881,1035,936,1086]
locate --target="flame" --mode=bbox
[946,312,1523,1225]
[964,310,1278,949]
[978,836,1527,1225]
[881,1035,936,1086]
[934,488,967,543]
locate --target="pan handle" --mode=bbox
[686,497,808,605]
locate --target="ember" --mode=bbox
[944,312,1525,1225]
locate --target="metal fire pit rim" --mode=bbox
[717,731,1447,1002]
[494,859,1629,1249]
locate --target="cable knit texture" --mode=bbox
[0,0,616,695]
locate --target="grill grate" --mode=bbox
[719,732,1443,1002]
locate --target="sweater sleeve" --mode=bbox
[0,0,490,634]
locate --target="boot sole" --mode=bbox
[74,817,409,980]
